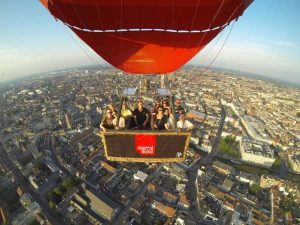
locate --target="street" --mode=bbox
[206,105,226,163]
[112,164,164,225]
[0,141,65,225]
[186,104,226,224]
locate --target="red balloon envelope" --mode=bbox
[40,0,253,74]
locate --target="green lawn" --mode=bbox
[219,135,240,158]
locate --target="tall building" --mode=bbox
[85,189,119,222]
[240,139,275,168]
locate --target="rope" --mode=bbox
[187,0,201,38]
[93,0,104,30]
[69,0,102,64]
[179,0,226,81]
[201,27,226,59]
[119,0,123,66]
[50,1,100,65]
[189,0,244,76]
[61,24,99,66]
[190,0,226,52]
[204,21,235,70]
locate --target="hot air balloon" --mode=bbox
[40,0,253,162]
[40,0,252,74]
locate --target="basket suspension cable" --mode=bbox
[190,0,244,76]
[93,0,104,30]
[201,27,226,59]
[69,0,102,64]
[185,0,201,48]
[50,1,99,65]
[188,0,226,56]
[202,1,243,72]
[119,0,123,66]
[204,21,235,71]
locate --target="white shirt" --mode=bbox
[113,117,125,129]
[167,117,174,127]
[177,120,194,130]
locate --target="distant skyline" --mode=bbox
[1,0,300,84]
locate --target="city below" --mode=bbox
[0,67,300,225]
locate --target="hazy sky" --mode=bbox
[1,0,300,84]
